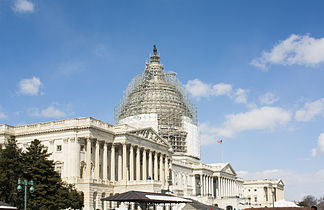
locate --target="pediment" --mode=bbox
[221,163,237,176]
[277,179,284,186]
[128,127,170,148]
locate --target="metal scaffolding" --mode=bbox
[114,46,197,153]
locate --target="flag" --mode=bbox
[217,139,223,144]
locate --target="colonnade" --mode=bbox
[84,138,171,186]
[199,174,214,197]
[216,176,238,198]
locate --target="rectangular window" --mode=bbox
[255,196,257,202]
[56,145,62,152]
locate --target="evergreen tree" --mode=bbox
[0,137,24,209]
[22,139,84,210]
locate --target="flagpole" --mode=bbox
[221,144,224,162]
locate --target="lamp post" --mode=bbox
[17,178,34,210]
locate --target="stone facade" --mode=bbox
[242,179,285,208]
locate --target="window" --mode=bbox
[80,144,85,152]
[56,166,62,175]
[56,145,62,152]
[255,196,257,202]
[254,189,257,191]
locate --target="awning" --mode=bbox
[0,201,17,210]
[101,191,192,204]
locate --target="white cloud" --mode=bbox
[259,92,279,105]
[200,106,291,142]
[251,34,324,70]
[185,79,247,103]
[29,106,67,118]
[185,79,214,98]
[13,0,34,13]
[295,98,324,122]
[233,88,248,104]
[312,133,324,157]
[237,169,324,201]
[19,77,42,96]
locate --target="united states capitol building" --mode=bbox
[0,46,284,210]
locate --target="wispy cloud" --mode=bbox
[295,98,324,122]
[57,60,84,76]
[185,79,247,104]
[251,34,324,70]
[0,106,7,120]
[200,106,291,143]
[312,133,324,157]
[18,77,42,96]
[28,105,67,118]
[259,92,279,105]
[13,0,34,13]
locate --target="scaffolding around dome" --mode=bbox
[114,48,198,155]
[114,71,197,125]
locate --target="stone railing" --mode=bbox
[0,117,113,135]
[0,124,15,134]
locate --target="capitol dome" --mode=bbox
[115,46,200,158]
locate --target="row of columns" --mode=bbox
[200,174,214,197]
[196,175,238,198]
[217,177,238,198]
[85,138,171,186]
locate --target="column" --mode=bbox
[202,175,205,196]
[95,140,100,180]
[118,146,122,181]
[129,144,134,181]
[154,152,158,180]
[136,146,140,180]
[122,143,127,181]
[164,156,168,187]
[86,138,92,179]
[103,142,108,180]
[142,148,147,180]
[110,144,115,181]
[212,177,214,198]
[209,176,213,197]
[218,177,221,197]
[72,138,80,178]
[205,176,207,196]
[199,174,203,196]
[160,154,164,184]
[148,150,153,179]
[221,177,223,197]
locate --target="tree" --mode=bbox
[0,137,24,209]
[22,139,84,210]
[298,195,317,207]
[318,196,324,210]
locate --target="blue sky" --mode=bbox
[1,0,324,201]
